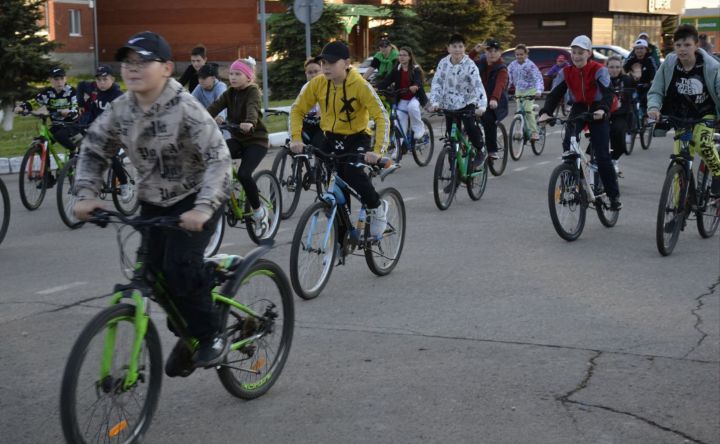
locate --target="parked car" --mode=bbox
[356,56,376,83]
[501,46,608,93]
[593,45,630,60]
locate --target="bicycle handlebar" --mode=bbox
[302,144,395,172]
[540,112,597,127]
[657,115,715,129]
[88,209,212,232]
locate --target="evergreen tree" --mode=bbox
[267,2,344,99]
[374,0,426,67]
[0,0,60,130]
[416,0,514,68]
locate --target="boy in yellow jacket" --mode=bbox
[290,41,390,237]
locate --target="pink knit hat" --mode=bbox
[230,59,255,82]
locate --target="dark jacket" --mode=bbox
[623,55,656,86]
[609,74,634,117]
[78,82,124,125]
[476,55,509,121]
[206,84,268,147]
[378,63,428,107]
[178,65,199,93]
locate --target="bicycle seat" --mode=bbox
[205,254,243,276]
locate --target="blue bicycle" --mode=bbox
[289,147,405,300]
[379,88,435,166]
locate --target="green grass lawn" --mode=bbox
[1,98,294,158]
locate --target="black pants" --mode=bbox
[140,194,222,341]
[225,139,267,209]
[445,109,484,153]
[479,110,499,153]
[50,124,81,151]
[610,114,630,160]
[319,132,380,209]
[562,117,619,199]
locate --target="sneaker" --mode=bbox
[472,152,485,170]
[625,133,632,145]
[531,132,540,141]
[488,151,500,160]
[37,172,56,189]
[367,199,388,238]
[609,197,622,211]
[414,133,429,145]
[612,160,623,177]
[252,205,269,237]
[119,184,133,203]
[710,176,720,198]
[192,335,229,368]
[165,339,196,378]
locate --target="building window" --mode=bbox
[541,20,567,28]
[69,10,81,36]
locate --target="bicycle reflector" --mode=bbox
[108,419,128,438]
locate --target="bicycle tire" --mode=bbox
[595,196,619,228]
[111,152,140,216]
[640,122,654,150]
[18,142,47,210]
[488,123,508,176]
[696,165,720,239]
[365,187,406,276]
[289,201,337,299]
[0,177,9,245]
[205,211,225,257]
[531,128,546,156]
[60,303,162,444]
[433,145,458,211]
[245,170,282,245]
[656,164,687,256]
[509,115,524,161]
[626,131,636,155]
[390,127,406,164]
[467,158,488,201]
[412,118,435,167]
[56,156,85,229]
[548,163,586,241]
[271,149,302,220]
[217,259,294,399]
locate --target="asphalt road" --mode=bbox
[1,113,718,444]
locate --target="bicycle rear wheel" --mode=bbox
[0,177,9,245]
[488,123,508,176]
[217,259,294,399]
[433,145,458,211]
[365,187,406,276]
[246,170,282,244]
[60,304,162,444]
[656,164,687,256]
[412,118,435,167]
[548,163,586,241]
[204,211,225,257]
[271,149,302,220]
[290,201,337,299]
[696,165,720,239]
[640,122,654,150]
[531,127,546,155]
[56,156,84,229]
[509,116,524,161]
[111,152,140,216]
[19,142,48,210]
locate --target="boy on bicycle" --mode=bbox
[507,44,544,141]
[539,35,622,211]
[476,39,509,160]
[289,40,390,238]
[73,31,233,374]
[647,24,720,197]
[624,39,656,121]
[429,34,487,169]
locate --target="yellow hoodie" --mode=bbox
[290,68,389,153]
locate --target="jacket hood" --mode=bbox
[663,48,720,71]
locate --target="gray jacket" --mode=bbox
[76,78,232,215]
[647,48,720,116]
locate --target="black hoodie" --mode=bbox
[78,82,124,125]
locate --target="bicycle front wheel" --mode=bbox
[60,304,162,444]
[204,211,226,257]
[290,201,337,299]
[595,195,619,227]
[509,116,524,161]
[271,149,302,220]
[246,170,282,244]
[412,118,435,167]
[467,158,488,201]
[56,156,85,229]
[697,166,720,238]
[365,187,406,276]
[433,145,458,211]
[19,142,47,210]
[0,177,9,245]
[656,164,688,256]
[111,152,140,216]
[488,123,508,176]
[217,259,294,399]
[548,163,586,241]
[640,122,654,150]
[531,128,546,155]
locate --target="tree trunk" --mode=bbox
[1,103,14,132]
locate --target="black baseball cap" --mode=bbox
[115,31,172,62]
[95,65,113,77]
[318,41,350,63]
[198,63,219,78]
[378,38,391,48]
[49,67,66,77]
[485,39,501,50]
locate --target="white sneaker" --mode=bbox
[252,206,269,237]
[119,184,133,203]
[367,200,388,238]
[625,133,632,145]
[613,160,622,177]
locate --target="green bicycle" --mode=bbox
[60,210,294,444]
[433,108,489,210]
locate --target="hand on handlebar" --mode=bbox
[289,141,304,154]
[74,199,106,221]
[364,151,381,164]
[179,209,210,232]
[475,107,485,117]
[648,109,661,122]
[215,115,224,124]
[593,109,605,120]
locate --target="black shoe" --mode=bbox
[36,173,56,189]
[609,197,622,211]
[192,335,229,368]
[472,153,485,171]
[710,176,720,198]
[165,339,196,378]
[664,219,676,234]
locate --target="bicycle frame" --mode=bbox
[565,134,598,202]
[446,119,484,181]
[226,169,275,220]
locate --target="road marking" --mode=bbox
[513,166,529,172]
[537,161,551,166]
[220,242,236,248]
[404,196,418,202]
[36,281,87,295]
